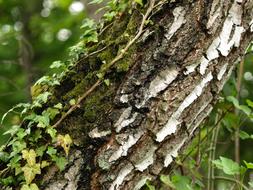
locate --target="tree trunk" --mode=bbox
[38,0,253,189]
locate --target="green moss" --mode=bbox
[83,86,113,123]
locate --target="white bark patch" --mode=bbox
[250,19,253,32]
[109,131,144,162]
[217,2,244,55]
[184,63,198,75]
[164,140,185,167]
[217,63,228,81]
[134,145,157,172]
[189,106,213,136]
[148,67,179,98]
[156,72,213,142]
[207,0,224,30]
[88,127,111,138]
[109,164,134,190]
[120,94,129,103]
[134,176,152,190]
[137,66,178,108]
[115,107,137,132]
[165,6,186,40]
[200,1,244,75]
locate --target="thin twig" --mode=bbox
[214,176,249,190]
[52,0,156,128]
[235,59,244,181]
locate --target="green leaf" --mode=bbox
[41,160,50,168]
[69,99,76,106]
[43,107,60,120]
[212,157,240,175]
[246,99,253,108]
[1,103,30,124]
[171,174,193,190]
[160,175,175,188]
[0,151,9,162]
[104,79,110,86]
[21,183,39,190]
[244,161,253,169]
[249,181,253,188]
[22,149,37,166]
[46,127,57,141]
[36,145,47,157]
[17,128,27,140]
[134,0,143,6]
[227,96,251,116]
[34,114,50,128]
[46,146,57,157]
[57,134,73,156]
[53,156,67,171]
[3,125,20,136]
[50,61,65,69]
[0,176,14,186]
[145,181,155,190]
[54,103,63,109]
[11,140,26,157]
[22,163,41,184]
[239,131,250,140]
[34,92,52,104]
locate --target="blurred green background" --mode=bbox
[0,0,105,144]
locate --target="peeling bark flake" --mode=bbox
[109,164,134,190]
[156,72,213,142]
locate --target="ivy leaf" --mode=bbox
[50,61,65,69]
[43,107,59,120]
[171,174,193,190]
[57,134,73,156]
[227,96,252,116]
[53,156,67,171]
[246,99,253,108]
[0,151,9,162]
[41,160,50,168]
[46,127,57,141]
[22,149,37,166]
[11,140,26,157]
[1,103,30,124]
[212,157,240,175]
[104,79,110,86]
[0,176,14,186]
[8,155,22,175]
[29,129,42,143]
[244,161,253,169]
[3,125,20,136]
[22,163,41,184]
[21,183,39,190]
[239,131,250,140]
[17,128,27,140]
[34,114,50,128]
[34,92,52,104]
[69,99,76,106]
[46,146,57,157]
[36,145,47,157]
[54,103,63,109]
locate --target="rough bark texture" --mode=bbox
[40,0,253,189]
